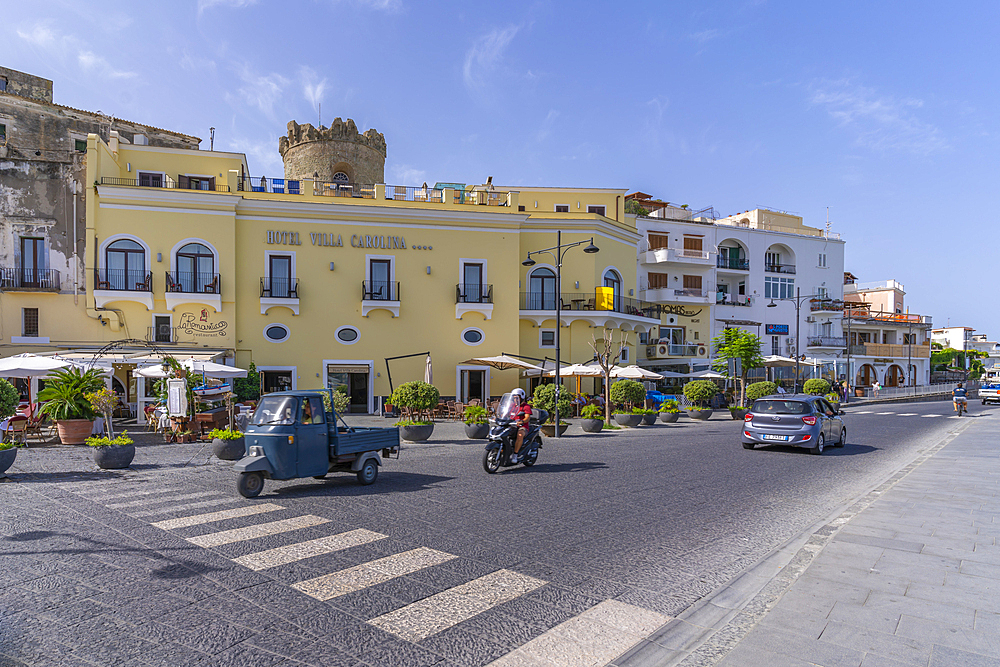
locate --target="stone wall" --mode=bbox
[279,119,386,184]
[0,67,53,103]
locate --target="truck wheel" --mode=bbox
[356,460,378,486]
[237,472,264,498]
[483,449,500,474]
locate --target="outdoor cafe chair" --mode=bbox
[6,417,28,447]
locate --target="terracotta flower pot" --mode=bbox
[56,419,95,445]
[659,412,679,423]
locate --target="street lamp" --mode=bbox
[523,231,599,437]
[767,287,830,393]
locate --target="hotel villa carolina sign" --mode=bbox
[265,230,419,250]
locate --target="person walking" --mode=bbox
[872,379,881,398]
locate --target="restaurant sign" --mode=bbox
[765,324,789,335]
[179,309,229,337]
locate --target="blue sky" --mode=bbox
[5,1,998,338]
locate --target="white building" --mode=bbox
[968,334,1000,370]
[931,326,977,351]
[634,206,847,385]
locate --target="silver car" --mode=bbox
[741,395,845,455]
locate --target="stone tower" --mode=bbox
[279,118,386,185]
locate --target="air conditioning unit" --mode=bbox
[786,337,795,344]
[805,316,816,323]
[133,134,149,146]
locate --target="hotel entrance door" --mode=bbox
[460,369,486,404]
[327,364,370,413]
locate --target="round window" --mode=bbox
[336,326,359,343]
[462,328,484,346]
[264,324,289,343]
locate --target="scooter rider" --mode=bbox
[509,388,533,463]
[953,382,968,413]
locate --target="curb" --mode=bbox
[612,416,976,667]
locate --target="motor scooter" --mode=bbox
[483,393,545,474]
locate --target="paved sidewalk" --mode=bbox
[713,413,1000,666]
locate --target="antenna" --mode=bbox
[209,127,215,151]
[318,103,321,129]
[825,206,831,237]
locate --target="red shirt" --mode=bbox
[514,402,533,424]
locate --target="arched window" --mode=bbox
[176,243,215,293]
[603,269,622,293]
[528,268,556,310]
[105,239,145,290]
[333,172,350,183]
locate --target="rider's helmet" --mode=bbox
[511,388,526,400]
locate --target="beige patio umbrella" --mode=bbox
[460,354,543,372]
[424,354,433,384]
[611,365,664,380]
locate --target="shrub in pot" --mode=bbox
[532,384,570,435]
[0,440,20,477]
[746,381,778,403]
[38,367,104,444]
[463,405,489,439]
[612,410,643,427]
[803,379,832,396]
[825,392,842,410]
[88,432,135,470]
[685,406,714,420]
[729,406,749,420]
[579,404,604,433]
[391,381,439,441]
[683,380,718,420]
[658,399,680,423]
[321,388,350,416]
[634,407,658,425]
[610,379,645,412]
[210,427,246,460]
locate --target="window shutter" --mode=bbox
[208,177,216,191]
[683,236,703,251]
[178,175,189,189]
[648,234,669,250]
[683,275,702,289]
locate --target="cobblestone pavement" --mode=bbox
[0,404,969,666]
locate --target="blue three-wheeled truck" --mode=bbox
[233,391,400,498]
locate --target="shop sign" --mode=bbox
[766,324,789,335]
[874,358,893,364]
[265,229,421,251]
[179,309,229,337]
[661,305,702,317]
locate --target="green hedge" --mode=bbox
[803,379,831,396]
[609,379,645,408]
[746,381,778,402]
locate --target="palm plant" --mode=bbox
[37,367,105,421]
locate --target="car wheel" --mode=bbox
[810,433,825,456]
[836,427,846,448]
[356,460,378,486]
[237,472,264,498]
[742,442,754,450]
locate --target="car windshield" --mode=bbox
[252,396,297,425]
[751,399,811,415]
[496,393,521,419]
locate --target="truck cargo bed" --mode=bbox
[330,426,400,456]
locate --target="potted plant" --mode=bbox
[580,404,605,433]
[803,379,832,397]
[88,431,135,470]
[729,405,749,420]
[532,384,571,436]
[611,379,645,427]
[38,367,105,444]
[683,380,718,420]
[658,399,680,423]
[463,405,489,439]
[210,428,246,460]
[0,378,20,476]
[636,407,658,426]
[746,381,778,403]
[391,381,439,442]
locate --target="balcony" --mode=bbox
[717,257,750,271]
[317,182,375,199]
[146,325,178,344]
[238,176,301,194]
[642,285,711,304]
[101,176,231,192]
[844,308,933,326]
[810,298,844,312]
[260,277,299,316]
[362,280,400,318]
[520,292,659,318]
[849,343,931,358]
[164,271,221,312]
[0,268,61,292]
[456,283,494,320]
[645,342,706,359]
[764,263,796,274]
[716,293,753,307]
[641,244,713,266]
[807,336,847,348]
[94,269,153,309]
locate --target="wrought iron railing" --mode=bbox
[362,280,399,301]
[0,268,61,291]
[717,257,750,270]
[456,283,493,304]
[807,336,847,347]
[146,325,178,344]
[101,176,231,192]
[94,269,152,292]
[385,185,444,203]
[260,277,298,299]
[764,263,796,274]
[319,182,375,198]
[519,292,660,319]
[716,294,753,306]
[237,176,301,194]
[165,272,221,294]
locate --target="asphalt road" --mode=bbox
[1,398,990,666]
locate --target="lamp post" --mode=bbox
[523,231,599,437]
[844,308,852,404]
[907,319,913,394]
[767,287,829,394]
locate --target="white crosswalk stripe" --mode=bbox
[367,569,546,642]
[84,487,185,501]
[921,414,942,417]
[106,491,223,509]
[152,503,285,530]
[876,412,893,415]
[129,497,243,518]
[852,410,873,414]
[487,600,669,667]
[898,413,918,416]
[236,529,388,571]
[292,546,455,599]
[189,515,330,548]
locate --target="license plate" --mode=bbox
[762,434,787,441]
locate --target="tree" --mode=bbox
[624,199,648,216]
[711,328,764,407]
[610,379,645,411]
[234,362,260,402]
[589,328,631,422]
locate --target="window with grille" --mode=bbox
[75,139,87,152]
[23,308,38,337]
[818,253,827,267]
[587,205,606,216]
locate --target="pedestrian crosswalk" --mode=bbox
[63,481,671,665]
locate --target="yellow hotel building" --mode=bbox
[2,120,660,413]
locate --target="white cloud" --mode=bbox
[690,28,723,43]
[225,135,283,176]
[463,25,520,92]
[390,164,427,185]
[16,23,59,49]
[808,79,947,155]
[78,51,137,79]
[198,0,259,14]
[299,67,328,113]
[536,110,559,142]
[235,68,290,119]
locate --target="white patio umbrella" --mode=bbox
[183,359,247,379]
[461,354,543,372]
[135,365,170,379]
[0,353,72,378]
[611,365,664,380]
[542,363,604,377]
[760,355,798,367]
[424,354,433,384]
[689,370,726,379]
